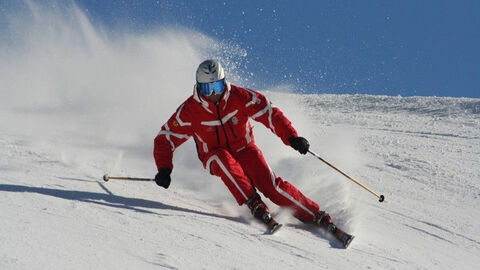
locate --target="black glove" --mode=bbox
[289,136,310,155]
[155,168,172,189]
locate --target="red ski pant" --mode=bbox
[203,144,319,222]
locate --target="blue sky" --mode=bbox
[16,1,480,97]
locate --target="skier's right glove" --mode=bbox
[154,168,172,189]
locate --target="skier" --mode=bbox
[153,60,347,241]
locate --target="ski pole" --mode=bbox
[308,150,385,202]
[102,174,153,182]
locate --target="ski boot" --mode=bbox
[314,211,354,248]
[246,194,282,234]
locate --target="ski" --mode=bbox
[266,217,283,234]
[326,223,355,248]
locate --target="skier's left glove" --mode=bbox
[289,136,310,155]
[155,168,172,189]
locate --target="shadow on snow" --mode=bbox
[0,183,244,224]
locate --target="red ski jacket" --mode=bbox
[153,83,298,171]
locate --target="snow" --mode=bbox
[1,2,480,270]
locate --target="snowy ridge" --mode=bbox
[300,94,480,116]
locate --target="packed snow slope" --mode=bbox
[1,2,480,270]
[1,93,479,269]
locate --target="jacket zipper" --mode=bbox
[215,102,232,152]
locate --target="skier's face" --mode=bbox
[198,79,226,96]
[198,79,226,104]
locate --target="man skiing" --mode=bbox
[153,60,352,246]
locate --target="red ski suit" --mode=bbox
[154,83,319,222]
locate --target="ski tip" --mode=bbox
[268,223,283,234]
[342,235,355,249]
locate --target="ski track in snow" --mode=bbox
[1,94,479,270]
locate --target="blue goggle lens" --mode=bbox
[198,79,226,96]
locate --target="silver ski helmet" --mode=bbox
[196,59,226,96]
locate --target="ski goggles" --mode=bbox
[197,79,226,96]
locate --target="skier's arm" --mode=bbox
[244,89,298,145]
[153,104,193,171]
